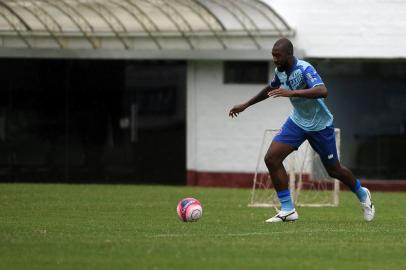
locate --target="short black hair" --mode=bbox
[274,38,294,55]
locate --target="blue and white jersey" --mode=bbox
[269,58,333,131]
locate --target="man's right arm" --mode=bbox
[245,85,275,107]
[229,85,276,118]
[229,72,281,118]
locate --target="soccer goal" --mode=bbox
[249,128,341,208]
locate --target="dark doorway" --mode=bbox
[0,59,186,184]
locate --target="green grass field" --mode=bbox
[1,184,406,270]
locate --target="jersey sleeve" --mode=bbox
[303,65,324,88]
[269,74,281,88]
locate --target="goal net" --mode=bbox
[249,128,340,208]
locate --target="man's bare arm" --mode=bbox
[268,85,328,99]
[229,85,277,118]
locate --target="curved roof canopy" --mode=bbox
[0,0,293,58]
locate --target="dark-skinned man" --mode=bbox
[229,38,375,223]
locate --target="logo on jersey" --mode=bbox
[328,154,334,159]
[306,72,317,83]
[288,70,306,89]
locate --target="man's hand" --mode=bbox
[267,88,294,98]
[229,103,248,118]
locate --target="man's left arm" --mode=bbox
[291,85,327,99]
[268,65,328,99]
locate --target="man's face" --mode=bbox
[272,46,289,72]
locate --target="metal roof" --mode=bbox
[0,0,293,58]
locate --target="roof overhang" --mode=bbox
[0,47,287,60]
[0,0,294,59]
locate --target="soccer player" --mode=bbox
[229,38,375,223]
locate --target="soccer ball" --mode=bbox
[176,197,203,222]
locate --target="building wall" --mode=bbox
[187,61,292,175]
[187,59,406,184]
[265,0,406,59]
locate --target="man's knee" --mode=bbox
[264,152,282,170]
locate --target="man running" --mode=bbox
[229,38,375,223]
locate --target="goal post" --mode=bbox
[249,128,341,208]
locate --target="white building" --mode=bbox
[0,0,405,184]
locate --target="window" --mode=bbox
[223,61,269,84]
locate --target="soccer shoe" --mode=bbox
[265,209,298,223]
[361,188,375,222]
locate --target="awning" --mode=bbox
[0,0,294,59]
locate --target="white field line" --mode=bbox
[145,229,354,238]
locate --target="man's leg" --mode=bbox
[264,141,295,192]
[264,118,305,223]
[307,126,375,221]
[324,161,375,221]
[264,141,298,222]
[265,118,305,192]
[324,161,363,199]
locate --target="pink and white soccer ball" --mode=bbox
[176,197,203,222]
